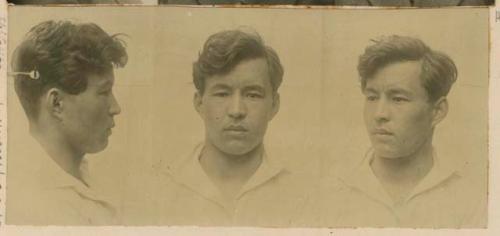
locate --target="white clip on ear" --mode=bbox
[8,70,40,80]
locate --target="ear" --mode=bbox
[431,97,448,127]
[44,88,64,121]
[193,92,203,115]
[269,92,280,121]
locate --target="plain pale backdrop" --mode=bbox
[6,6,489,226]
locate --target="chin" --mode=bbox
[217,141,259,157]
[376,153,404,159]
[372,146,405,159]
[86,140,109,154]
[375,149,420,160]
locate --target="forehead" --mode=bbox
[364,61,426,94]
[86,69,115,88]
[205,58,272,90]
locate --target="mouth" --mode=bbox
[107,123,115,136]
[224,125,248,133]
[372,129,393,136]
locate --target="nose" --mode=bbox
[227,94,247,119]
[109,93,121,116]
[374,97,390,123]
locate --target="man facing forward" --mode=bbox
[150,28,309,226]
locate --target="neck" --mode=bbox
[371,140,434,186]
[30,121,84,181]
[200,141,263,183]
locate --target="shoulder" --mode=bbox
[7,186,91,225]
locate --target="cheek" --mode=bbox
[83,98,104,115]
[250,105,274,127]
[64,100,88,126]
[399,108,433,141]
[201,104,224,126]
[363,104,374,125]
[410,106,433,126]
[78,97,109,127]
[265,106,275,121]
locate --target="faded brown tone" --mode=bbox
[5,6,488,227]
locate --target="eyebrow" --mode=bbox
[208,83,232,91]
[363,87,378,94]
[97,79,114,90]
[242,85,266,94]
[207,83,267,93]
[386,88,413,97]
[363,87,414,98]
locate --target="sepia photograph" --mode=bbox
[3,3,489,231]
[7,19,127,225]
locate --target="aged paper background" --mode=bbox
[0,0,6,230]
[1,2,498,235]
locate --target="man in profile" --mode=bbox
[7,20,127,225]
[150,28,308,226]
[306,35,486,228]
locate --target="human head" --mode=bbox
[193,28,282,156]
[193,28,283,95]
[12,20,127,154]
[358,35,457,159]
[358,35,457,103]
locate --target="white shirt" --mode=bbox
[299,148,487,228]
[6,136,118,225]
[126,143,309,226]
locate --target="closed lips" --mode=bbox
[373,129,393,135]
[225,126,247,132]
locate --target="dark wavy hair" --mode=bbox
[358,35,457,102]
[193,28,283,95]
[12,20,128,120]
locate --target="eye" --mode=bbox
[213,92,230,97]
[99,89,112,96]
[392,96,409,102]
[246,92,263,99]
[366,95,378,101]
